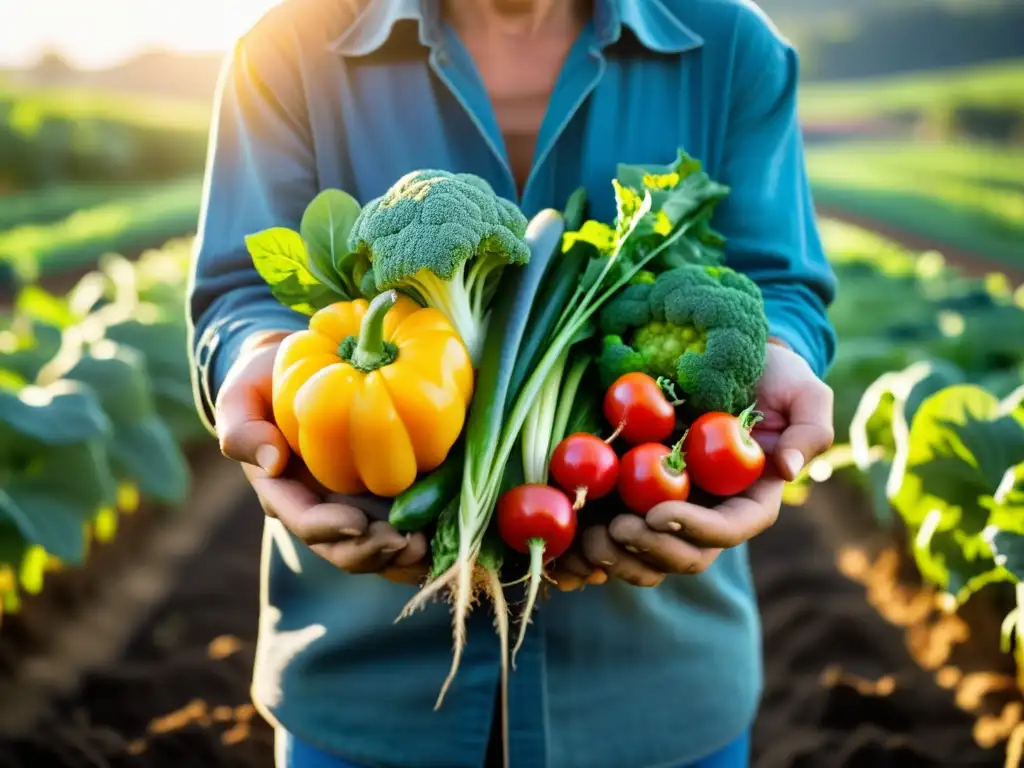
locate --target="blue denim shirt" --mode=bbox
[188,1,837,767]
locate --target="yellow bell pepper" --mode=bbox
[272,290,474,497]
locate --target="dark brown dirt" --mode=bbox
[0,490,271,768]
[0,479,1014,768]
[751,498,1008,768]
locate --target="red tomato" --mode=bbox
[497,484,577,561]
[603,372,676,446]
[549,433,620,509]
[618,443,691,515]
[684,409,765,497]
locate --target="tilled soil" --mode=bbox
[0,486,1011,768]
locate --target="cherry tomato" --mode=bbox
[684,406,765,497]
[497,484,577,561]
[603,372,676,446]
[498,484,578,664]
[618,442,690,515]
[549,433,619,509]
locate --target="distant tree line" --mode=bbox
[760,0,1024,81]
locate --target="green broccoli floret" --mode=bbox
[599,334,649,384]
[348,169,530,364]
[598,264,768,414]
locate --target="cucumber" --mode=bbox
[562,186,589,231]
[389,444,464,532]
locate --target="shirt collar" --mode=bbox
[328,0,704,57]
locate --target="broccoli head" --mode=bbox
[598,264,769,414]
[348,169,530,364]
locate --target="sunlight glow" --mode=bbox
[1,0,282,69]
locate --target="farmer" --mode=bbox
[188,1,837,766]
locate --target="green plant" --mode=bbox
[0,237,207,615]
[348,170,531,365]
[0,178,203,284]
[597,264,768,414]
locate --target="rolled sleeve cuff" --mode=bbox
[760,287,836,380]
[191,299,307,433]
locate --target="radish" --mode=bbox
[548,432,620,510]
[496,484,577,664]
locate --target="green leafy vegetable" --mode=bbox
[348,170,530,365]
[60,342,189,505]
[299,189,371,300]
[245,227,342,315]
[598,264,769,414]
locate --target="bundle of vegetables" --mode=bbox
[245,150,772,710]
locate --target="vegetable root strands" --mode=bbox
[496,484,577,665]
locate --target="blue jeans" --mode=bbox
[276,729,751,768]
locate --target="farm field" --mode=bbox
[3,33,1024,768]
[806,143,1024,269]
[2,218,1022,768]
[798,56,1024,274]
[798,58,1024,125]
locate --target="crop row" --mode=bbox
[796,218,1024,678]
[0,85,209,189]
[0,237,208,614]
[806,143,1024,267]
[799,58,1024,125]
[0,177,203,287]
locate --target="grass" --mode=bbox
[799,58,1024,123]
[0,177,204,284]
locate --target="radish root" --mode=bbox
[510,538,546,668]
[572,487,587,510]
[396,562,458,621]
[434,552,477,709]
[484,568,511,768]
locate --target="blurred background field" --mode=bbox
[0,1,1023,767]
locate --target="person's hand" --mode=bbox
[215,331,429,585]
[550,341,833,590]
[750,339,836,480]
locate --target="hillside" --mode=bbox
[0,50,223,104]
[759,0,1024,80]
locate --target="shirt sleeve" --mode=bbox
[187,32,316,433]
[713,12,838,379]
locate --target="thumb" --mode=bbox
[774,380,834,481]
[215,345,290,476]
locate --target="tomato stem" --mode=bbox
[572,487,588,511]
[604,420,626,444]
[663,430,688,474]
[656,376,685,407]
[738,402,763,432]
[511,538,546,668]
[342,290,399,371]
